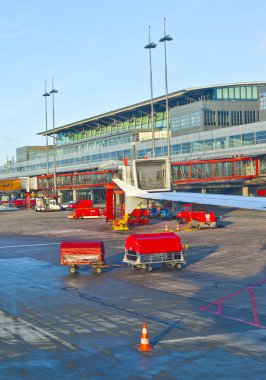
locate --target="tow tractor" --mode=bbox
[176,203,217,229]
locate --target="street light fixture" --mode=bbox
[144,26,157,159]
[159,18,173,162]
[42,82,50,176]
[50,78,58,195]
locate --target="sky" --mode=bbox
[1,0,266,163]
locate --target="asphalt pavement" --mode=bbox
[0,207,265,379]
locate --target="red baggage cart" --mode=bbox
[60,240,109,274]
[124,232,186,272]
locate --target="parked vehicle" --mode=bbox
[176,203,217,229]
[35,197,61,212]
[123,232,187,272]
[160,208,173,220]
[60,200,75,211]
[67,199,93,210]
[128,208,149,226]
[68,206,106,219]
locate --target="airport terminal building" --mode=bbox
[1,81,266,203]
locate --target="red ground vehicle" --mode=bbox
[128,209,149,226]
[67,199,93,210]
[176,203,216,229]
[124,232,186,272]
[68,206,106,219]
[1,198,36,208]
[60,240,109,274]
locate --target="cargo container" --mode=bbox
[124,232,186,272]
[60,240,108,274]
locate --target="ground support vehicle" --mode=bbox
[176,203,216,229]
[113,214,129,231]
[128,209,149,226]
[35,197,61,212]
[160,208,173,220]
[124,232,186,272]
[60,241,109,274]
[68,206,106,219]
[66,199,93,211]
[60,200,75,210]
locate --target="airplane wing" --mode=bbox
[113,178,266,214]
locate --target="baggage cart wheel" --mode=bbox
[94,267,102,274]
[69,265,78,274]
[174,263,182,270]
[145,265,152,272]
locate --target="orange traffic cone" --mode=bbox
[164,224,169,232]
[176,224,180,232]
[139,322,152,352]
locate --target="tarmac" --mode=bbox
[0,207,265,379]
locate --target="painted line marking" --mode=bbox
[0,243,60,249]
[200,278,266,328]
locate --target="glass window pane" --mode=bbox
[241,87,246,99]
[252,86,258,99]
[246,86,252,99]
[223,88,229,99]
[235,87,240,99]
[216,89,222,99]
[256,131,266,143]
[229,87,234,99]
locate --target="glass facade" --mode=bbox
[214,85,258,101]
[204,109,256,127]
[171,111,201,132]
[56,112,167,146]
[172,158,256,182]
[137,129,266,159]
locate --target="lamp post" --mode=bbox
[50,78,58,195]
[159,18,173,162]
[42,81,50,176]
[144,26,157,159]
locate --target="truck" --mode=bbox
[66,199,93,210]
[67,206,106,219]
[35,197,61,212]
[123,232,187,272]
[176,203,216,229]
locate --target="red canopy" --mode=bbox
[125,233,182,254]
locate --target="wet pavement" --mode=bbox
[0,208,265,379]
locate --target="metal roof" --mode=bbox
[38,81,266,136]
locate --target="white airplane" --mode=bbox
[113,178,266,214]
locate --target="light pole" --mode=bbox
[50,78,58,195]
[159,18,173,162]
[144,26,157,159]
[42,81,50,177]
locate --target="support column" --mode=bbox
[73,189,77,201]
[91,190,95,204]
[201,188,207,194]
[242,186,249,196]
[25,192,31,209]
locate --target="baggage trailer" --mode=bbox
[124,232,186,272]
[60,241,109,274]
